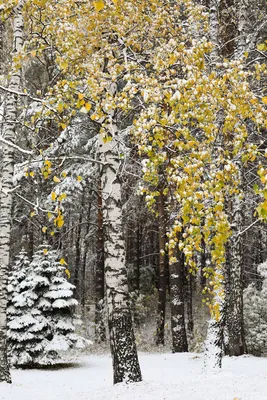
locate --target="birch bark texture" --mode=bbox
[204,0,225,371]
[225,0,248,357]
[99,129,142,384]
[0,1,24,383]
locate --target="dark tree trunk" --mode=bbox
[156,193,167,346]
[81,195,92,307]
[186,273,194,339]
[200,232,206,287]
[169,249,188,353]
[95,180,106,343]
[73,212,82,300]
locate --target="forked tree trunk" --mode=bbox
[0,1,24,383]
[99,130,142,384]
[95,178,106,343]
[156,193,167,346]
[169,248,188,353]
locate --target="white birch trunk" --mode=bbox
[99,126,142,384]
[204,0,225,372]
[0,1,24,383]
[204,261,225,372]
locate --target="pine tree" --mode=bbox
[8,245,88,367]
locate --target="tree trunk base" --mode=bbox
[109,309,142,384]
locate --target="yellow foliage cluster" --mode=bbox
[17,0,267,316]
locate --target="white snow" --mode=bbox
[1,352,267,400]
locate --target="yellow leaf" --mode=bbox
[25,172,29,177]
[43,248,48,255]
[53,176,61,183]
[62,171,67,178]
[61,61,68,71]
[30,211,35,218]
[59,122,67,129]
[77,175,82,181]
[57,218,64,228]
[65,269,71,279]
[29,171,35,177]
[47,212,53,219]
[262,97,267,105]
[42,226,47,233]
[78,93,84,100]
[257,43,266,51]
[94,0,105,11]
[57,102,64,113]
[50,231,55,236]
[44,160,52,168]
[58,193,67,202]
[51,191,57,201]
[85,102,92,111]
[60,258,68,265]
[31,50,37,57]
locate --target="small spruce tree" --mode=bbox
[7,249,49,366]
[8,245,88,367]
[243,261,267,355]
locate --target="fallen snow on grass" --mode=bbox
[1,352,267,400]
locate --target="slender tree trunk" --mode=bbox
[225,0,247,357]
[99,128,141,384]
[204,313,224,371]
[156,193,167,346]
[204,0,225,371]
[73,209,83,300]
[95,178,106,343]
[186,273,194,339]
[200,232,207,287]
[0,1,24,383]
[227,194,246,356]
[169,248,188,353]
[81,196,92,308]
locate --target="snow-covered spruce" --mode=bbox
[7,245,89,367]
[243,260,267,355]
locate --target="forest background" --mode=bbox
[0,0,267,386]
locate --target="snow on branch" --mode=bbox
[0,136,33,155]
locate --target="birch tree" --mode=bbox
[0,0,24,383]
[99,125,142,383]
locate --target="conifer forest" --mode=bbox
[0,1,267,399]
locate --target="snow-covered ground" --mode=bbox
[1,352,267,400]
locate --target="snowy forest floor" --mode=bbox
[1,352,267,400]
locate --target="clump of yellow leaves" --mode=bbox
[20,0,267,319]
